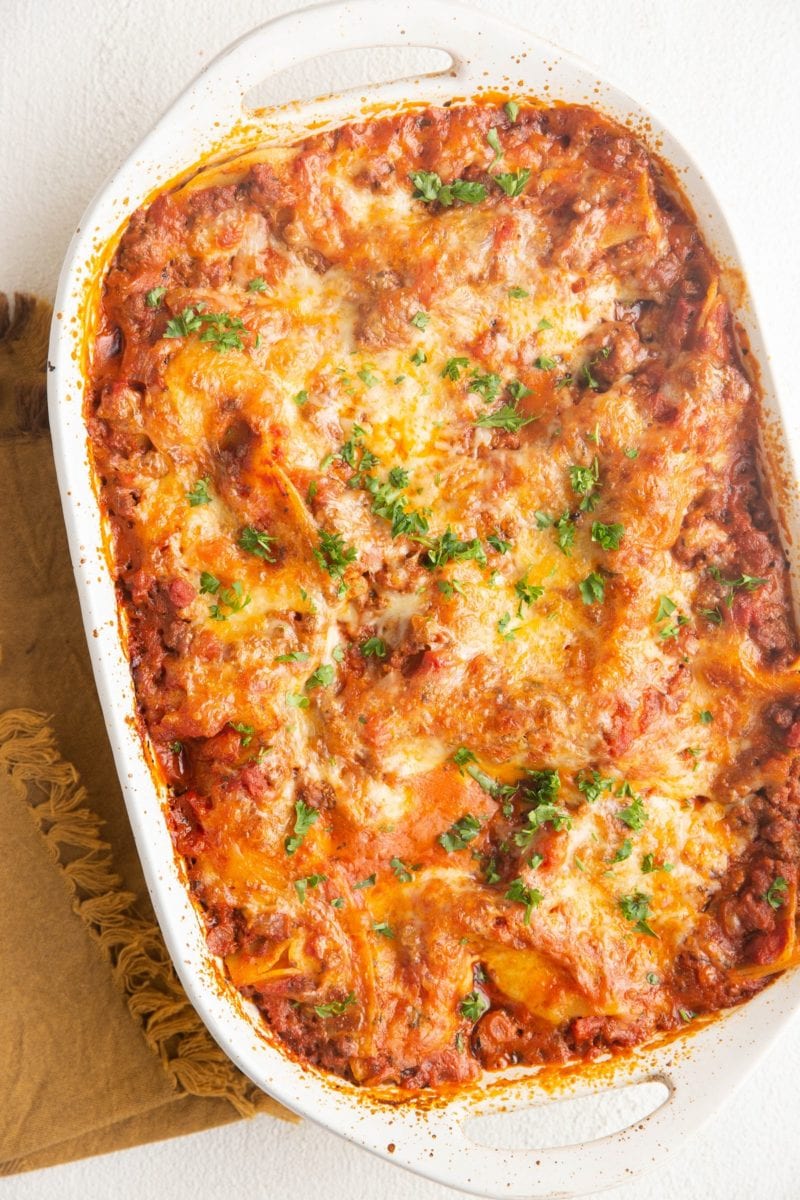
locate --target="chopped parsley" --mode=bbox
[487,127,503,160]
[497,612,519,641]
[494,169,531,198]
[199,573,251,620]
[698,710,713,725]
[569,456,600,510]
[239,525,277,561]
[390,857,414,883]
[410,310,430,329]
[641,854,673,874]
[314,529,357,584]
[441,356,470,381]
[247,277,267,292]
[186,476,212,506]
[612,839,633,863]
[439,814,482,852]
[274,650,309,663]
[618,793,648,831]
[508,286,529,299]
[699,606,723,625]
[765,875,789,909]
[169,740,183,755]
[145,286,166,308]
[708,565,768,607]
[423,529,486,570]
[409,172,487,206]
[533,355,557,371]
[504,100,520,123]
[619,891,657,937]
[505,877,543,924]
[655,595,690,640]
[353,874,376,890]
[305,663,335,691]
[515,572,544,615]
[361,636,387,658]
[555,513,575,556]
[373,922,395,938]
[410,347,428,365]
[576,769,614,803]
[314,993,355,1018]
[357,366,379,387]
[285,799,319,854]
[468,369,503,403]
[488,532,512,554]
[460,990,490,1021]
[293,389,308,406]
[294,873,327,903]
[591,521,625,551]
[624,447,639,459]
[475,401,535,434]
[579,571,605,606]
[230,722,254,747]
[286,692,310,709]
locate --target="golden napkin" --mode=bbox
[0,294,292,1177]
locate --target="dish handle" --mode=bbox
[405,1069,684,1198]
[160,0,526,131]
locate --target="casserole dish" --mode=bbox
[48,1,800,1195]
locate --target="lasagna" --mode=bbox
[87,100,800,1089]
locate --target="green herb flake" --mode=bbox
[390,857,414,883]
[353,874,376,890]
[504,100,520,123]
[373,921,395,939]
[591,521,625,551]
[294,873,327,903]
[314,993,355,1018]
[186,477,213,506]
[460,990,489,1021]
[618,794,648,831]
[441,356,470,381]
[410,310,430,329]
[579,571,605,606]
[410,347,428,365]
[708,565,768,607]
[505,877,543,924]
[293,389,309,406]
[508,286,529,299]
[619,891,658,937]
[230,721,254,747]
[487,127,503,160]
[285,799,319,854]
[612,838,633,863]
[274,650,310,664]
[641,854,673,875]
[361,636,387,658]
[698,710,713,725]
[247,277,267,292]
[145,286,166,308]
[305,663,335,691]
[494,169,531,198]
[439,814,482,853]
[239,525,277,561]
[765,875,789,909]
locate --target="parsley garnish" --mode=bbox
[286,692,310,709]
[515,573,544,615]
[579,572,605,606]
[576,769,614,803]
[390,857,414,883]
[186,477,212,506]
[293,389,308,406]
[612,839,633,863]
[494,169,531,197]
[294,873,327,903]
[555,513,575,556]
[488,532,512,554]
[641,854,673,874]
[353,874,376,890]
[145,286,166,308]
[504,100,519,123]
[591,521,624,551]
[441,356,470,380]
[469,369,503,403]
[487,128,503,160]
[508,286,529,298]
[305,663,335,691]
[708,565,768,607]
[439,814,482,852]
[460,990,489,1021]
[239,525,277,561]
[534,355,557,371]
[169,740,183,755]
[699,606,723,625]
[357,366,379,387]
[423,529,486,570]
[247,277,267,292]
[618,793,648,831]
[230,722,254,747]
[619,891,657,937]
[475,401,535,434]
[765,876,789,909]
[373,922,395,938]
[409,172,487,206]
[505,877,543,924]
[410,310,430,329]
[314,993,355,1018]
[361,636,387,658]
[410,347,427,365]
[314,529,357,584]
[285,799,319,855]
[624,447,639,459]
[199,573,251,620]
[698,710,713,724]
[569,457,600,510]
[274,650,309,663]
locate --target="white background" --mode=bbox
[2,1,799,1197]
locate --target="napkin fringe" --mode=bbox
[0,708,287,1120]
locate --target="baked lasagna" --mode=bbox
[87,100,800,1089]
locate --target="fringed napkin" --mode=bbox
[0,294,293,1177]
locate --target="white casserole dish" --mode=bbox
[47,1,800,1195]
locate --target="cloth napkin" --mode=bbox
[0,294,292,1177]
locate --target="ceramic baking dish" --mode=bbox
[47,1,800,1195]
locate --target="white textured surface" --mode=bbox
[2,1,799,1197]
